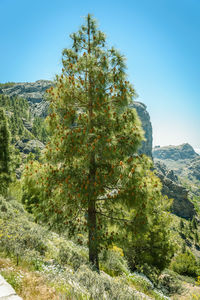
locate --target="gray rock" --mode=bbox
[153,143,199,160]
[155,161,196,219]
[0,275,22,300]
[187,156,200,181]
[2,80,53,104]
[132,101,153,157]
[2,80,53,118]
[15,139,45,154]
[21,118,32,131]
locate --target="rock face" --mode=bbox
[2,80,52,103]
[153,143,199,160]
[155,161,196,219]
[2,80,52,118]
[15,139,45,154]
[2,81,153,157]
[132,101,153,157]
[0,274,22,300]
[187,156,200,181]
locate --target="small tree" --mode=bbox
[0,108,11,195]
[192,217,197,230]
[23,14,173,271]
[179,219,184,232]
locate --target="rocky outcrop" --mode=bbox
[2,81,153,157]
[2,80,53,118]
[0,274,22,300]
[155,161,196,219]
[132,101,153,157]
[30,100,50,118]
[1,80,52,104]
[15,139,45,154]
[187,156,200,181]
[22,118,32,132]
[153,143,199,160]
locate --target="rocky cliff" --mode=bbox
[2,81,153,157]
[1,80,52,103]
[2,80,52,118]
[154,161,196,219]
[153,143,199,160]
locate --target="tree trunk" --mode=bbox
[87,14,99,272]
[88,195,99,271]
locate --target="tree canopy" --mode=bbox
[23,14,173,271]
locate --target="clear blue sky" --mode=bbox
[0,0,199,149]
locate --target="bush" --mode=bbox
[157,270,184,296]
[100,247,129,276]
[170,251,199,277]
[0,195,48,262]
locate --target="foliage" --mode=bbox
[0,94,32,142]
[0,195,47,264]
[32,116,48,143]
[170,251,200,277]
[157,269,184,296]
[0,108,12,195]
[22,14,173,273]
[124,195,174,272]
[100,247,129,276]
[0,82,15,88]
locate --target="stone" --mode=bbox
[187,156,200,181]
[155,161,196,219]
[15,139,45,154]
[0,275,22,300]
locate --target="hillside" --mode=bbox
[0,81,200,299]
[153,144,200,198]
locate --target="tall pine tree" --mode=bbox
[0,108,11,195]
[23,14,173,271]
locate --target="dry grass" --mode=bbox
[0,257,70,300]
[171,282,200,300]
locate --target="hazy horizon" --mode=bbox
[0,0,199,149]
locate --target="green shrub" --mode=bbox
[0,196,48,263]
[0,82,15,88]
[100,247,129,276]
[170,251,199,277]
[157,270,184,296]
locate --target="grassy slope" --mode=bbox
[1,194,200,299]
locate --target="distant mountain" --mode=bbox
[1,80,52,118]
[153,143,199,160]
[153,143,200,198]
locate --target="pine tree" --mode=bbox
[23,14,173,271]
[0,108,11,195]
[191,217,197,230]
[194,232,199,244]
[179,219,184,232]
